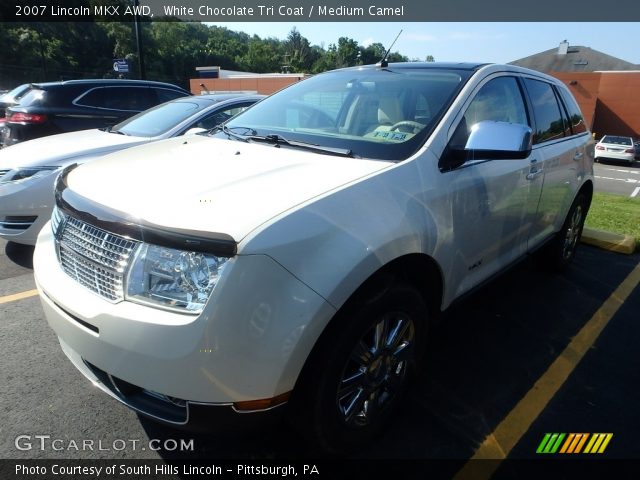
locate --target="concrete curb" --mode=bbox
[581,227,637,255]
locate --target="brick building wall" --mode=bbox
[553,71,640,138]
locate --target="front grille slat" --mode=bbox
[56,214,138,303]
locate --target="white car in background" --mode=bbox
[0,94,263,245]
[594,135,636,164]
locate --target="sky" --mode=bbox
[210,22,640,65]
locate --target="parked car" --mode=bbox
[635,140,640,160]
[34,63,594,452]
[1,79,190,147]
[0,94,263,245]
[0,83,30,118]
[594,135,636,164]
[0,83,31,147]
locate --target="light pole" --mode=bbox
[133,0,145,79]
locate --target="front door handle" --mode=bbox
[573,151,584,161]
[526,169,543,181]
[526,158,543,181]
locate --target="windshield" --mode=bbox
[113,100,208,137]
[217,67,471,160]
[600,135,632,146]
[221,66,470,161]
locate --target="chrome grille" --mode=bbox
[56,214,138,302]
[0,169,9,178]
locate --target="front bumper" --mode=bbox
[57,337,285,432]
[34,224,335,424]
[0,172,57,245]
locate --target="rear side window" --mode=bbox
[557,88,587,134]
[76,87,156,111]
[523,79,566,144]
[102,87,156,111]
[75,88,108,108]
[154,88,187,103]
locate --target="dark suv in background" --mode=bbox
[1,79,190,146]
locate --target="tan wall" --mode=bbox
[594,73,640,138]
[190,76,305,95]
[551,71,640,138]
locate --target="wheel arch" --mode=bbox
[289,252,443,395]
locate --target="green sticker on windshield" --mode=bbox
[372,131,408,141]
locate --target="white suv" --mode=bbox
[34,63,594,451]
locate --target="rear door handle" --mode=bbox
[573,151,584,161]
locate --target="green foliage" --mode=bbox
[585,192,640,248]
[0,22,410,89]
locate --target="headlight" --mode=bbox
[125,244,229,313]
[0,166,60,184]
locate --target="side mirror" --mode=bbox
[441,120,533,171]
[184,127,207,135]
[466,121,532,153]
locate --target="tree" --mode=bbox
[336,37,360,68]
[284,27,313,72]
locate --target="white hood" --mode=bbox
[67,135,392,241]
[0,129,148,169]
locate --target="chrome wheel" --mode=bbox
[336,312,415,428]
[562,204,584,261]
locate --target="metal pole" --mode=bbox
[133,0,145,79]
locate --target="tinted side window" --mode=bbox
[102,87,155,111]
[154,88,187,103]
[450,76,528,148]
[523,79,566,144]
[557,88,587,135]
[75,87,108,108]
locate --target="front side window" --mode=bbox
[194,104,253,130]
[220,67,472,161]
[449,76,528,149]
[523,79,566,144]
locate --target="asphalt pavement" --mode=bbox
[1,238,639,474]
[593,160,640,197]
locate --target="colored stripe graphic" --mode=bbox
[538,433,613,454]
[584,433,614,454]
[536,433,566,453]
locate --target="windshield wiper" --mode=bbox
[211,124,255,142]
[101,125,127,135]
[247,134,353,157]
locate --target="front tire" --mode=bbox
[289,282,428,453]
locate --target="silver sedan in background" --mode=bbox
[0,94,263,245]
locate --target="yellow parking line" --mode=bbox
[454,260,640,479]
[0,289,39,305]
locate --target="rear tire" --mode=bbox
[541,193,589,271]
[288,282,428,454]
